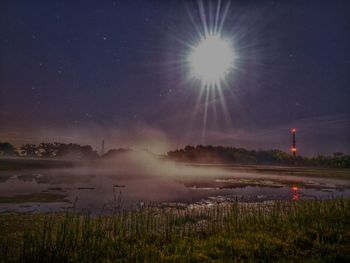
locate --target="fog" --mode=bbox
[1,149,350,214]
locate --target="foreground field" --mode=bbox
[1,199,349,262]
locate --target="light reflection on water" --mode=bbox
[292,186,299,201]
[0,166,349,214]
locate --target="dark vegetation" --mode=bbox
[101,148,132,159]
[1,142,349,168]
[0,141,131,160]
[0,158,82,171]
[0,199,349,262]
[0,142,18,156]
[167,145,350,168]
[0,192,68,204]
[19,142,98,159]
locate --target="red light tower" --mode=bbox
[291,128,297,157]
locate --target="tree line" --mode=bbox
[166,145,350,168]
[0,142,349,168]
[0,141,132,160]
[0,142,98,159]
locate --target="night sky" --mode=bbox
[0,0,349,155]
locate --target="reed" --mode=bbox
[1,199,349,262]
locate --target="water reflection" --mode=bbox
[291,186,299,201]
[0,166,349,214]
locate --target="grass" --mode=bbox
[186,163,350,179]
[0,199,349,262]
[248,165,350,179]
[0,192,68,204]
[1,157,350,179]
[0,158,80,171]
[222,164,350,179]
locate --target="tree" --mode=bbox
[0,142,18,156]
[79,145,98,159]
[102,148,131,158]
[54,143,98,160]
[20,144,39,157]
[38,143,57,157]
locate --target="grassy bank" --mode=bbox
[186,163,350,179]
[2,157,350,180]
[0,158,80,171]
[0,192,68,204]
[233,165,350,179]
[1,199,349,262]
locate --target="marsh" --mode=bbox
[1,154,349,214]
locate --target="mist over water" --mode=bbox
[0,151,349,214]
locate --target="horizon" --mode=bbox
[2,140,349,158]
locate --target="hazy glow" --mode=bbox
[189,35,234,86]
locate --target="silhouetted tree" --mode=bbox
[167,145,350,168]
[101,148,132,158]
[19,142,98,160]
[38,143,57,157]
[20,144,39,157]
[0,142,18,156]
[54,143,98,159]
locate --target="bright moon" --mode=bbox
[189,35,235,86]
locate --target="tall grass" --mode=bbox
[1,199,350,262]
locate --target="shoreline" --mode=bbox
[1,157,350,179]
